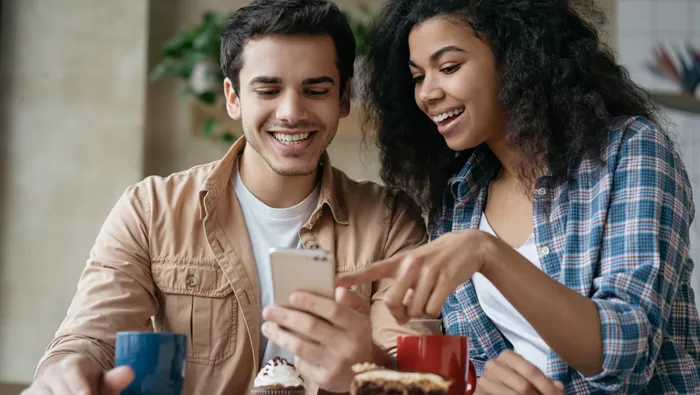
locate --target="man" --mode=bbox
[22,1,432,394]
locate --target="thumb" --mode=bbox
[101,366,134,394]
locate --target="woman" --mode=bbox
[338,0,700,394]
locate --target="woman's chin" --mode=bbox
[444,134,481,152]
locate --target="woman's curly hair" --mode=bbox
[361,0,659,216]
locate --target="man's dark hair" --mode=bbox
[221,0,356,96]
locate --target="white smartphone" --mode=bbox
[269,247,336,306]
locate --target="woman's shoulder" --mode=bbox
[605,115,675,160]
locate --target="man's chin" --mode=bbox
[266,158,319,177]
[271,166,318,177]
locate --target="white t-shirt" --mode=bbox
[232,160,320,368]
[471,213,551,373]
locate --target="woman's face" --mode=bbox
[408,16,504,151]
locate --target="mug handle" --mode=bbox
[465,360,477,395]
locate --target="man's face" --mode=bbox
[225,34,350,176]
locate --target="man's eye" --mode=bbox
[307,89,329,96]
[256,90,279,96]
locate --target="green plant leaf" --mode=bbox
[162,27,199,58]
[220,132,236,143]
[198,91,217,104]
[203,11,218,25]
[193,28,216,52]
[149,58,177,81]
[202,119,218,137]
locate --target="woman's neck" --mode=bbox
[486,133,519,180]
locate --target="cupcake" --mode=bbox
[251,357,305,395]
[349,363,451,395]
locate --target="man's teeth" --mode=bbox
[273,132,311,143]
[431,108,465,124]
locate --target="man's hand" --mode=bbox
[475,351,564,395]
[262,287,375,392]
[21,354,134,395]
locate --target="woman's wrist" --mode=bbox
[475,231,502,278]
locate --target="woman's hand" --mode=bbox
[336,229,494,323]
[476,351,564,395]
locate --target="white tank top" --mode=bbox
[471,213,551,373]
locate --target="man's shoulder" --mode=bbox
[330,166,385,196]
[122,160,222,208]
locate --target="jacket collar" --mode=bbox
[198,135,348,225]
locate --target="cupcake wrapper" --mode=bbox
[250,388,305,395]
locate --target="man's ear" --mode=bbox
[224,77,241,120]
[339,81,351,118]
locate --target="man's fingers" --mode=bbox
[294,356,326,388]
[335,257,401,287]
[287,291,363,330]
[101,366,135,394]
[498,351,562,395]
[263,304,340,344]
[262,322,327,363]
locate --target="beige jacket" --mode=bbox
[35,137,432,394]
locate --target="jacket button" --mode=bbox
[185,275,198,287]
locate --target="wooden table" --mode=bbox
[0,382,29,394]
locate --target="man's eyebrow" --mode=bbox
[302,76,335,85]
[249,76,281,85]
[408,45,467,67]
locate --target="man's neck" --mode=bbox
[238,149,319,209]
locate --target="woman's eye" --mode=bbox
[412,75,425,84]
[441,64,460,74]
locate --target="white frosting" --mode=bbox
[254,358,305,388]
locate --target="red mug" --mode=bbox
[397,334,477,395]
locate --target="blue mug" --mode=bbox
[115,332,188,395]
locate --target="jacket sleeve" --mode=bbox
[368,192,436,356]
[581,119,696,392]
[35,183,158,378]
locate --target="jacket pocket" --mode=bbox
[152,260,237,366]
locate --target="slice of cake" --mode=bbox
[250,357,305,395]
[350,363,451,395]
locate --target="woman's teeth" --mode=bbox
[273,132,311,144]
[431,108,465,124]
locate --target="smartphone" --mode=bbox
[269,247,336,306]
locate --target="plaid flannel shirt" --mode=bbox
[430,116,700,394]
